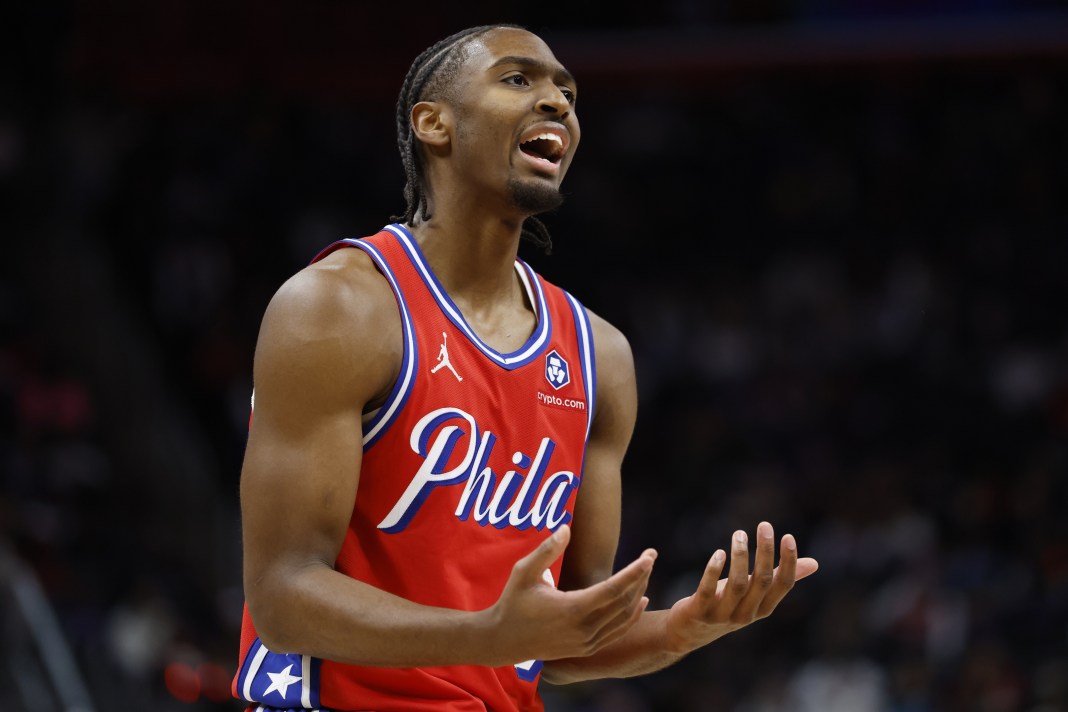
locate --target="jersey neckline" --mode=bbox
[383,224,552,370]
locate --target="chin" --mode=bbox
[507,177,564,215]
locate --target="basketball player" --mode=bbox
[233,24,818,711]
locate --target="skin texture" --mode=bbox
[240,26,817,683]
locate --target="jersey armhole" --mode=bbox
[564,292,597,444]
[320,238,419,450]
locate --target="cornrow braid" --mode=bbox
[389,25,554,254]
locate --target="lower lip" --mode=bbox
[517,149,561,177]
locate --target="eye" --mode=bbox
[505,73,530,87]
[560,87,576,105]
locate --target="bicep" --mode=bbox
[559,314,638,591]
[241,383,363,582]
[240,263,398,601]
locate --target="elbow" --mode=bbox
[251,619,294,654]
[244,574,304,653]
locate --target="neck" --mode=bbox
[408,202,528,310]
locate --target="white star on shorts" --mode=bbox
[263,663,302,699]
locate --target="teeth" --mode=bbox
[522,133,563,147]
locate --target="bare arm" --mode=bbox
[541,312,819,684]
[240,250,657,668]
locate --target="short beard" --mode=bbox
[507,177,564,215]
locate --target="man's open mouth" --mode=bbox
[518,131,567,164]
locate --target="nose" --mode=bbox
[536,86,571,120]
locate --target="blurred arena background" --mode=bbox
[1,1,1067,710]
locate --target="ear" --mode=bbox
[411,101,452,153]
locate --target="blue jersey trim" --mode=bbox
[237,638,321,709]
[318,238,420,450]
[383,224,552,370]
[514,659,544,682]
[565,292,596,443]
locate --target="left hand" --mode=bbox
[664,521,819,654]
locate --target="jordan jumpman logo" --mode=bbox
[430,331,462,382]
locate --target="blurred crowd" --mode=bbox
[2,2,1067,711]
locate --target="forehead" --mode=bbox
[462,28,572,81]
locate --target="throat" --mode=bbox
[464,308,538,355]
[451,264,539,355]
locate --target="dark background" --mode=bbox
[2,1,1067,710]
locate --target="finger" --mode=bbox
[574,549,656,614]
[795,557,819,580]
[694,549,727,608]
[756,533,799,618]
[588,595,650,653]
[558,554,652,656]
[582,566,652,642]
[567,553,654,645]
[717,530,752,614]
[733,521,777,621]
[513,525,570,584]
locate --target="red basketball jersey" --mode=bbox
[234,225,597,711]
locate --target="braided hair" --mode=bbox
[389,25,554,253]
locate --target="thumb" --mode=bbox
[514,525,570,582]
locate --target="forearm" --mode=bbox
[248,563,497,668]
[541,610,687,684]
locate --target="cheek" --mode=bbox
[562,127,580,172]
[455,117,512,168]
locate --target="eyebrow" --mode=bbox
[488,55,576,87]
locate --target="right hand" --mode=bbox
[480,525,656,665]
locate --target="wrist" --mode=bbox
[661,605,705,656]
[663,624,696,656]
[465,604,508,667]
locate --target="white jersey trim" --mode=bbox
[565,292,597,441]
[385,224,552,370]
[325,237,420,449]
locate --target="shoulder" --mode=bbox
[541,279,632,373]
[254,245,401,409]
[581,308,636,431]
[270,246,392,323]
[585,309,634,382]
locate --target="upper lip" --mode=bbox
[517,123,571,162]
